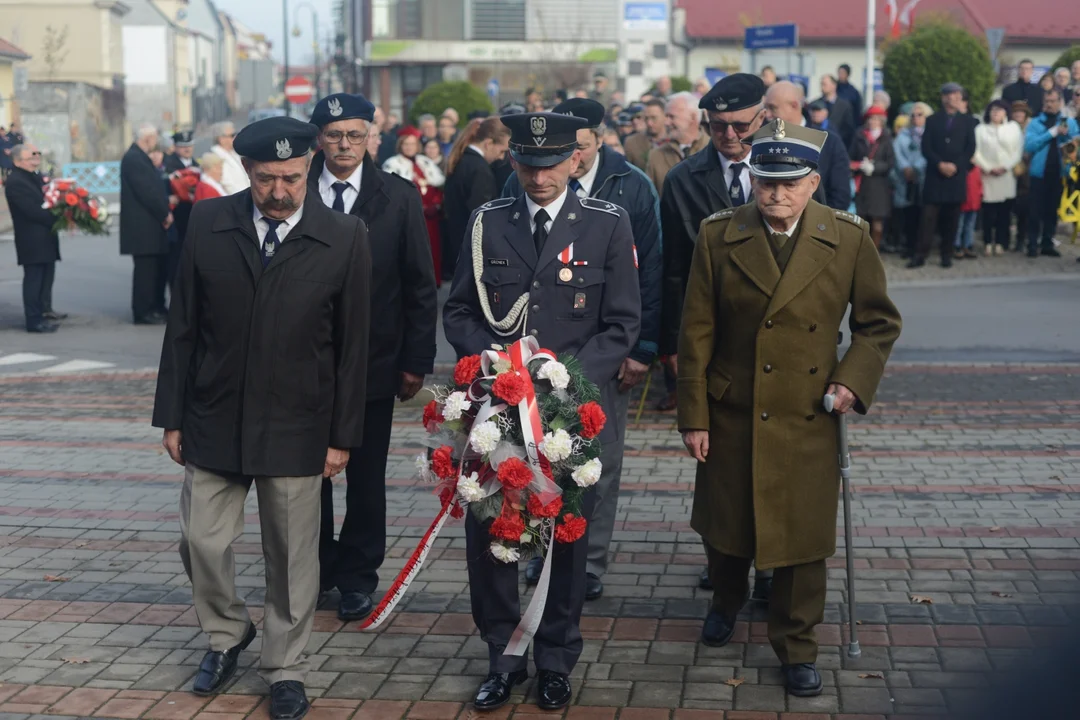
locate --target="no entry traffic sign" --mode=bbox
[284,76,314,105]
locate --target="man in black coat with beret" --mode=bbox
[307,93,438,622]
[4,143,64,332]
[909,82,977,269]
[153,116,372,720]
[120,125,173,324]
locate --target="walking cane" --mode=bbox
[823,333,861,659]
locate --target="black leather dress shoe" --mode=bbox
[782,663,823,696]
[585,573,603,600]
[338,591,373,621]
[42,311,68,320]
[26,321,58,333]
[524,556,543,586]
[905,257,925,269]
[473,670,527,711]
[700,609,737,647]
[751,574,773,603]
[192,622,256,695]
[269,680,309,720]
[134,313,167,325]
[698,568,712,590]
[536,669,572,710]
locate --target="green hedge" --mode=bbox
[882,19,995,111]
[409,81,494,128]
[1051,46,1080,73]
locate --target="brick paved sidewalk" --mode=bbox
[0,364,1078,719]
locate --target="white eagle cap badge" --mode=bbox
[275,139,292,159]
[714,99,728,111]
[773,118,786,140]
[327,98,343,117]
[531,116,547,136]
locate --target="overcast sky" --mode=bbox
[213,0,336,64]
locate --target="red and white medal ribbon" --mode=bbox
[558,243,573,266]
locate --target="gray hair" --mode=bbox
[136,124,158,141]
[666,91,698,113]
[911,101,933,118]
[211,121,235,143]
[9,143,28,162]
[873,90,891,109]
[417,113,436,125]
[199,152,224,170]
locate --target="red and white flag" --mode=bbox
[899,0,923,34]
[886,0,901,39]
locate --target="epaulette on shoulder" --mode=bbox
[703,207,736,224]
[477,197,515,212]
[834,210,867,229]
[580,197,622,216]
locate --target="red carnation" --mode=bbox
[90,207,99,220]
[454,355,483,386]
[64,193,78,206]
[492,371,528,406]
[577,401,607,439]
[439,486,454,507]
[431,445,456,480]
[422,400,444,432]
[76,187,89,198]
[527,493,563,518]
[554,513,588,543]
[496,457,533,491]
[450,503,464,519]
[490,513,526,542]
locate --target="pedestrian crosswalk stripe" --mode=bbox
[0,353,57,366]
[37,360,117,374]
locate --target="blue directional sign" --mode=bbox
[487,78,499,99]
[705,68,728,85]
[744,24,798,50]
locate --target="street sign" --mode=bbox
[487,78,500,99]
[744,24,798,50]
[862,67,885,92]
[705,68,728,85]
[1033,66,1051,82]
[985,27,1006,70]
[284,75,314,105]
[623,2,668,31]
[787,73,810,92]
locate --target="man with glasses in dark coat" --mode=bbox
[307,93,438,623]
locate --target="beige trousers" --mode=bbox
[179,463,321,684]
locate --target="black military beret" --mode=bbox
[808,99,827,112]
[172,130,194,147]
[499,102,527,116]
[699,73,766,113]
[616,111,633,125]
[502,112,588,167]
[309,93,375,127]
[626,102,646,117]
[468,109,491,120]
[552,98,605,128]
[233,117,318,162]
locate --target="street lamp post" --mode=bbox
[292,1,322,99]
[282,0,290,113]
[864,0,876,104]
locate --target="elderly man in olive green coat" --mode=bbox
[677,119,901,697]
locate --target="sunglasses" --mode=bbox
[707,108,765,136]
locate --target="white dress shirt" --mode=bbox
[253,204,304,252]
[318,162,362,212]
[526,188,569,234]
[763,213,801,239]
[468,144,486,159]
[573,153,602,197]
[179,155,194,168]
[719,150,752,202]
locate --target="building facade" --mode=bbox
[0,38,30,129]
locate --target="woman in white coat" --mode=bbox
[974,99,1025,255]
[209,122,250,195]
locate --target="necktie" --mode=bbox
[729,162,746,206]
[262,218,283,267]
[569,178,585,197]
[533,208,550,255]
[331,181,349,213]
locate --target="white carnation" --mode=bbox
[490,542,520,563]
[443,391,471,421]
[571,457,603,488]
[537,361,570,390]
[540,429,573,462]
[492,358,512,375]
[456,472,486,503]
[469,421,501,454]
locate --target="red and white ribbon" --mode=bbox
[558,243,573,266]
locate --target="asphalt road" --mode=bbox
[0,231,1078,375]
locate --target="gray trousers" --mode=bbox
[586,383,631,578]
[179,464,321,685]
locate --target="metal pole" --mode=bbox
[314,11,322,99]
[283,0,291,113]
[864,0,876,104]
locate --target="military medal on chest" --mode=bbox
[558,243,574,282]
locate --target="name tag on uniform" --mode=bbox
[487,258,509,266]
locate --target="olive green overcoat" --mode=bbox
[676,201,901,569]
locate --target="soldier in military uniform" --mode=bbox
[676,119,902,696]
[444,112,640,712]
[164,130,199,286]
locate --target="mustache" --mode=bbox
[265,196,299,211]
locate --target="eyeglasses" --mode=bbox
[29,151,41,156]
[323,130,369,144]
[911,113,925,118]
[707,109,765,137]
